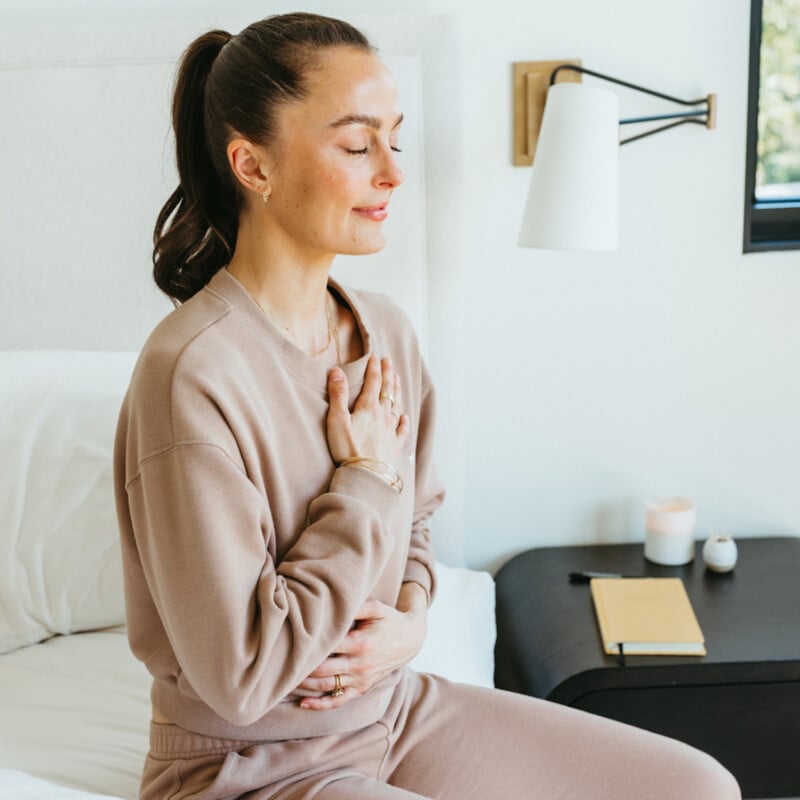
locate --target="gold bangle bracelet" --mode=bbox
[339,457,403,494]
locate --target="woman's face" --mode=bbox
[264,47,404,261]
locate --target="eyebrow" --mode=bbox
[328,112,404,130]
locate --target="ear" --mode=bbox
[226,138,272,199]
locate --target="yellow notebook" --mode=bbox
[590,577,706,656]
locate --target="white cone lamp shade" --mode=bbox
[518,82,620,251]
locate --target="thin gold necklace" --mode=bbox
[252,291,341,365]
[328,296,343,366]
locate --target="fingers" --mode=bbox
[380,361,404,416]
[299,669,353,710]
[357,355,402,421]
[379,362,408,443]
[299,668,369,711]
[395,412,410,441]
[379,358,395,409]
[297,669,350,695]
[298,597,412,711]
[355,353,382,412]
[325,368,355,465]
[303,655,351,680]
[326,366,350,417]
[298,668,391,711]
[327,353,410,466]
[300,683,356,711]
[391,372,402,411]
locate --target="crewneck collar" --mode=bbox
[206,268,373,394]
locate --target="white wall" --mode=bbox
[454,0,800,570]
[453,0,800,569]
[4,0,799,571]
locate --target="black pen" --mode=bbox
[568,571,641,584]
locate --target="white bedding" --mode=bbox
[0,628,148,800]
[0,565,494,800]
[0,769,122,800]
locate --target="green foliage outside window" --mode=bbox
[758,0,800,198]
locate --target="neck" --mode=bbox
[226,210,336,354]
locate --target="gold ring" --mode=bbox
[379,393,395,406]
[331,674,344,697]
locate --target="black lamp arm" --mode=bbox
[549,64,716,145]
[620,117,707,145]
[550,64,707,106]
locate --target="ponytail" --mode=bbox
[153,14,374,304]
[153,30,237,303]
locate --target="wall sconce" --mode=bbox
[513,60,717,251]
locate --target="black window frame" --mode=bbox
[743,0,800,252]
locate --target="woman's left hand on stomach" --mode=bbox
[297,583,428,710]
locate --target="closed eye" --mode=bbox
[345,146,403,155]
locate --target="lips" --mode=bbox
[352,202,389,221]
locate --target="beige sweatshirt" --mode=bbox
[114,269,444,741]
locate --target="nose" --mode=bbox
[375,146,404,189]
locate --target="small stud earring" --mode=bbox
[262,188,271,204]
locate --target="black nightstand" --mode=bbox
[494,537,800,799]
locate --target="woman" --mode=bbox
[114,12,740,799]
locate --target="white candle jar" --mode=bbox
[644,497,696,566]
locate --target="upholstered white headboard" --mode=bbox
[0,14,466,564]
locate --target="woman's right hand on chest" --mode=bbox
[326,353,410,467]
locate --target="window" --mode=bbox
[744,0,800,251]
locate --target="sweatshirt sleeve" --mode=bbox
[402,361,445,603]
[123,442,401,728]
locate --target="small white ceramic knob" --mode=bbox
[702,534,738,573]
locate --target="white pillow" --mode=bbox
[410,562,496,688]
[0,351,138,654]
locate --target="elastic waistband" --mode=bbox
[149,723,253,759]
[151,672,399,743]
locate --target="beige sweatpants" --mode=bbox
[141,670,740,800]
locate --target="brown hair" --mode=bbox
[152,13,374,303]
